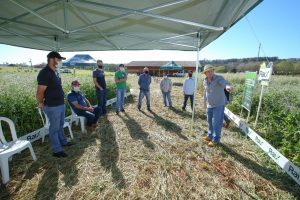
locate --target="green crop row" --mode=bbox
[0,68,129,138]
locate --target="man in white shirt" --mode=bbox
[182,71,195,111]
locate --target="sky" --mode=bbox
[0,0,299,65]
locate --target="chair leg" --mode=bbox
[68,124,74,139]
[80,118,86,134]
[0,157,10,184]
[28,144,37,161]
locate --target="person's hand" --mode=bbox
[226,85,233,93]
[38,102,44,109]
[87,107,94,112]
[202,101,207,110]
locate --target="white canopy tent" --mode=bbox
[0,0,263,126]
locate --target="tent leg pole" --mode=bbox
[191,32,201,132]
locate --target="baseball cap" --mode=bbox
[47,51,66,60]
[71,80,80,85]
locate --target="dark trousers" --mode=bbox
[182,94,194,110]
[96,89,107,114]
[76,106,101,126]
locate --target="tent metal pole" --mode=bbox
[9,0,69,33]
[191,32,201,130]
[71,0,190,33]
[0,0,60,28]
[76,0,223,31]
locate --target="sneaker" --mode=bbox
[116,111,119,115]
[224,121,231,129]
[63,142,75,147]
[121,109,125,112]
[202,136,212,143]
[182,107,186,111]
[53,151,68,158]
[147,107,152,112]
[138,107,141,112]
[208,141,218,147]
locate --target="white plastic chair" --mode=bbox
[69,104,86,134]
[38,108,74,142]
[0,117,37,184]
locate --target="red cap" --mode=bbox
[71,80,80,85]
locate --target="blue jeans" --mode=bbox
[162,91,172,106]
[76,106,101,126]
[43,105,67,153]
[206,105,225,143]
[96,89,107,114]
[116,88,126,111]
[138,90,150,108]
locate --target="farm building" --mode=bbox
[126,61,199,76]
[63,54,96,68]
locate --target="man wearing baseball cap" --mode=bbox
[67,80,101,129]
[202,64,233,147]
[36,51,70,158]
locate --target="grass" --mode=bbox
[0,74,299,199]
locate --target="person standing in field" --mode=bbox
[36,51,71,158]
[182,71,195,111]
[93,59,107,115]
[115,64,127,115]
[202,64,233,147]
[160,73,172,107]
[138,67,152,112]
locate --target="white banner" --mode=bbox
[19,92,131,143]
[225,107,300,186]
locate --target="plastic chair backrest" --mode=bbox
[38,108,49,128]
[0,117,18,144]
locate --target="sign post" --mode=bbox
[241,71,257,122]
[254,62,273,128]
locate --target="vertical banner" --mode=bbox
[255,62,273,127]
[242,72,257,111]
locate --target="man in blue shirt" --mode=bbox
[93,60,107,115]
[67,80,101,128]
[202,65,232,147]
[138,67,152,112]
[36,51,70,158]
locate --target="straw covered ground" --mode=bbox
[0,75,299,200]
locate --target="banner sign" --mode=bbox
[258,62,273,86]
[242,72,257,111]
[19,92,131,143]
[224,107,300,186]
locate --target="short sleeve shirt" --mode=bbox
[37,65,65,107]
[67,91,87,113]
[93,68,106,90]
[115,71,127,89]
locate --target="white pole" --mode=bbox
[254,85,264,128]
[191,32,201,130]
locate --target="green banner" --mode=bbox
[242,72,257,111]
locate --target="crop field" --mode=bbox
[0,67,299,199]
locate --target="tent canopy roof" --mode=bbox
[0,0,262,52]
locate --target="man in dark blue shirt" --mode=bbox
[138,67,152,112]
[36,51,70,158]
[93,60,107,115]
[67,80,101,128]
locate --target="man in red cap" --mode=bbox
[36,51,70,158]
[67,80,101,129]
